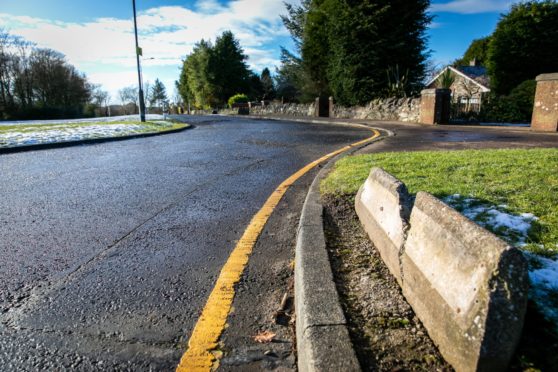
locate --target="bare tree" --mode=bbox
[91,85,110,116]
[0,30,92,119]
[143,80,152,113]
[118,86,139,114]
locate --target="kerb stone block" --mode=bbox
[401,192,529,372]
[355,167,411,284]
[532,73,558,132]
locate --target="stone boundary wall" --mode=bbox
[218,98,420,123]
[249,102,316,117]
[333,98,421,123]
[355,168,529,372]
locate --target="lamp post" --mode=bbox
[132,0,146,122]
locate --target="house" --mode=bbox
[426,60,491,113]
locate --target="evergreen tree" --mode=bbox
[275,49,305,102]
[301,0,331,98]
[260,68,276,100]
[320,0,432,105]
[488,0,558,95]
[453,37,491,66]
[211,31,251,103]
[180,40,217,108]
[248,72,263,101]
[275,1,313,102]
[177,31,252,107]
[150,78,168,109]
[278,0,432,105]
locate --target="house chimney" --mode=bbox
[470,58,478,67]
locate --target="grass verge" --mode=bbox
[321,148,558,256]
[321,148,558,369]
[0,120,189,148]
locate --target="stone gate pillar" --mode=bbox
[314,96,330,117]
[420,89,451,125]
[531,73,558,132]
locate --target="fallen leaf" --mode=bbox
[254,330,276,344]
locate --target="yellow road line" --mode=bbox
[177,127,381,372]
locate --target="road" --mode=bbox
[0,116,556,371]
[0,116,372,370]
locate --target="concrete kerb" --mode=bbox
[251,115,396,137]
[294,126,388,372]
[0,124,193,155]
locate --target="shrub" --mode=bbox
[479,80,536,123]
[228,93,249,108]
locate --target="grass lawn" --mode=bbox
[321,147,558,334]
[0,120,188,148]
[321,148,558,256]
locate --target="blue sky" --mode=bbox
[0,0,523,102]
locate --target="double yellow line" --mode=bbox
[177,126,381,371]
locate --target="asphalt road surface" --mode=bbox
[0,116,556,371]
[0,116,372,370]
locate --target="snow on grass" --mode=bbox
[0,121,174,148]
[444,194,558,328]
[443,194,538,247]
[526,253,558,328]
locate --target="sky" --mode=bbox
[0,0,525,103]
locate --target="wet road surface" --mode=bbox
[0,116,372,370]
[0,116,556,371]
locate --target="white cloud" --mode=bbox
[430,0,518,14]
[0,0,294,98]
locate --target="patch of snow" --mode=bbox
[444,194,558,328]
[443,194,537,247]
[0,114,165,126]
[0,122,170,148]
[525,252,558,327]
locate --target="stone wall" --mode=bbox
[249,102,316,117]
[332,98,420,123]
[241,98,420,123]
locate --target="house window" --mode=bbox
[459,97,480,104]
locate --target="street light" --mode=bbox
[132,0,146,122]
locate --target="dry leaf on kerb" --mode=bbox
[254,330,276,343]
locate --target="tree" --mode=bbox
[248,72,263,101]
[118,86,138,114]
[179,40,217,108]
[210,31,251,103]
[488,0,558,95]
[178,31,253,108]
[143,80,152,110]
[260,68,276,101]
[150,78,168,109]
[91,85,110,116]
[0,30,93,119]
[301,0,331,98]
[436,69,455,89]
[275,48,308,102]
[322,0,432,105]
[454,37,491,66]
[275,1,313,102]
[278,0,432,105]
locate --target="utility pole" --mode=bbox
[132,0,146,122]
